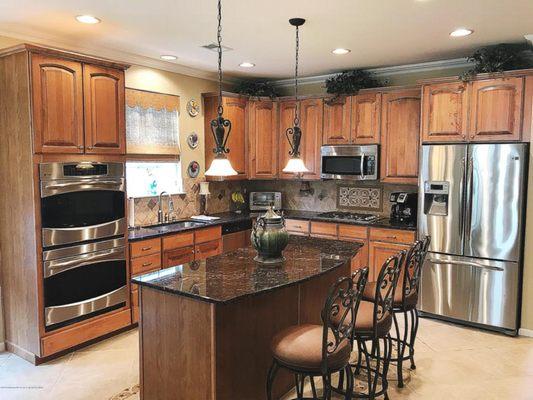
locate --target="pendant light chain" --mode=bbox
[294,24,300,127]
[217,0,223,116]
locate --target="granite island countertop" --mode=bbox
[132,235,362,304]
[128,210,416,242]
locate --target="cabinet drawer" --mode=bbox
[194,226,222,244]
[310,221,338,238]
[130,238,161,259]
[162,231,194,251]
[131,253,161,276]
[195,239,222,260]
[163,246,195,268]
[338,224,368,241]
[369,228,415,244]
[285,219,310,235]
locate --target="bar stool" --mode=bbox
[266,268,369,400]
[362,236,431,388]
[351,252,405,400]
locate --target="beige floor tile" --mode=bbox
[0,351,12,367]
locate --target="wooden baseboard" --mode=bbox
[519,328,533,337]
[6,341,37,364]
[41,309,132,358]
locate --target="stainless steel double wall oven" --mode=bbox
[40,162,127,331]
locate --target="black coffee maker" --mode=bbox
[390,192,417,225]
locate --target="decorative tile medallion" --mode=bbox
[337,185,382,211]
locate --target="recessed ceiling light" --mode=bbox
[239,62,255,68]
[160,55,178,61]
[75,15,101,24]
[332,48,351,55]
[450,28,473,37]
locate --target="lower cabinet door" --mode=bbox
[350,240,369,273]
[163,246,195,268]
[195,239,222,260]
[368,241,411,282]
[131,287,139,324]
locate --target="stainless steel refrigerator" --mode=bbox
[417,143,528,335]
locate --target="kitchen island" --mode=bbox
[132,236,362,400]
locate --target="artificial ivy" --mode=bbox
[234,80,278,99]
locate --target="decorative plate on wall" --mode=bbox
[187,132,199,149]
[186,99,200,117]
[187,161,200,178]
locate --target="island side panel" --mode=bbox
[139,287,215,400]
[298,261,352,324]
[215,285,299,400]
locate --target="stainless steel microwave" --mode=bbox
[249,192,282,211]
[320,145,378,180]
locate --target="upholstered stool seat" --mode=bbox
[362,282,418,309]
[271,324,351,372]
[353,300,393,337]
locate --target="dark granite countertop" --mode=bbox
[128,210,415,242]
[132,236,361,304]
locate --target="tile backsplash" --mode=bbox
[130,178,417,226]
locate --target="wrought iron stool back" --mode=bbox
[400,236,431,310]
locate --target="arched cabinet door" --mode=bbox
[83,64,125,154]
[469,77,523,142]
[31,54,84,153]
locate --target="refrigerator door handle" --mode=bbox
[427,258,504,272]
[464,156,474,251]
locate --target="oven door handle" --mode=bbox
[44,247,126,278]
[360,153,365,180]
[41,179,125,196]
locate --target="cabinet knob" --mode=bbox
[87,146,93,150]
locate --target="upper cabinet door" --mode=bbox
[249,100,278,179]
[380,89,421,184]
[469,77,523,142]
[299,98,324,180]
[421,82,468,143]
[204,96,247,180]
[323,96,351,144]
[351,92,381,144]
[83,64,125,154]
[31,54,84,154]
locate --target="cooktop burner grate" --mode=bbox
[316,211,380,223]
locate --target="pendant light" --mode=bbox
[282,18,309,175]
[205,0,238,177]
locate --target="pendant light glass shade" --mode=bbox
[205,154,238,177]
[205,0,237,177]
[282,156,309,174]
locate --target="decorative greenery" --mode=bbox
[325,69,384,99]
[234,80,278,99]
[460,42,533,81]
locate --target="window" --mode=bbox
[126,161,183,198]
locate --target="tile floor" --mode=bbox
[0,318,532,399]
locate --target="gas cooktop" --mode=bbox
[316,211,380,223]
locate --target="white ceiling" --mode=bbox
[0,0,532,80]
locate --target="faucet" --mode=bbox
[158,191,175,223]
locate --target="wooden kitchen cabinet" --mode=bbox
[380,89,421,184]
[323,96,351,144]
[285,219,310,236]
[195,239,222,260]
[351,92,382,144]
[83,64,125,154]
[299,98,324,180]
[31,54,85,154]
[163,246,195,267]
[421,82,468,143]
[468,77,524,142]
[248,100,278,179]
[310,221,338,239]
[131,253,161,276]
[368,240,411,282]
[130,238,161,259]
[204,95,248,180]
